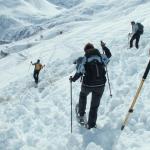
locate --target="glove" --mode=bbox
[101,41,106,47]
[69,76,75,82]
[69,76,73,82]
[128,33,132,37]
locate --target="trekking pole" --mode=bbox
[128,33,131,49]
[70,76,73,133]
[101,45,112,97]
[128,33,130,43]
[121,59,150,130]
[28,62,31,72]
[106,66,112,97]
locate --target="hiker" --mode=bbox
[31,59,45,84]
[70,42,112,129]
[129,21,144,49]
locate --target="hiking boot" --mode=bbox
[78,116,85,125]
[85,124,97,129]
[75,104,87,125]
[35,80,38,84]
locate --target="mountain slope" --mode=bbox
[0,0,62,42]
[0,0,150,150]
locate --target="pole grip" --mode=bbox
[143,60,150,79]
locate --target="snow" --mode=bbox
[0,0,62,42]
[0,0,150,150]
[47,0,82,8]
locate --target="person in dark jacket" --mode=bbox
[70,42,111,129]
[31,59,45,84]
[129,21,143,49]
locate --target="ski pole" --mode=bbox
[121,59,150,130]
[106,66,112,97]
[70,76,73,133]
[128,33,130,45]
[101,43,112,97]
[128,33,132,49]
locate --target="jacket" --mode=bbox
[33,63,43,71]
[132,23,139,34]
[72,46,111,87]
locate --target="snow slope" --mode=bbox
[0,0,150,150]
[0,0,62,41]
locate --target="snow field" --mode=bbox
[0,0,150,150]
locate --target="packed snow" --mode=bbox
[0,0,150,150]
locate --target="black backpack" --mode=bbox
[137,23,144,34]
[84,57,106,85]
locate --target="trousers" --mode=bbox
[78,85,105,127]
[130,33,141,49]
[33,70,40,83]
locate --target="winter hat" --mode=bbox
[131,21,135,24]
[84,43,94,52]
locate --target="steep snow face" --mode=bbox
[0,0,150,150]
[0,0,60,16]
[0,0,62,42]
[0,15,22,38]
[3,26,44,41]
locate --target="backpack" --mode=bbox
[137,23,144,34]
[84,56,106,84]
[35,63,42,71]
